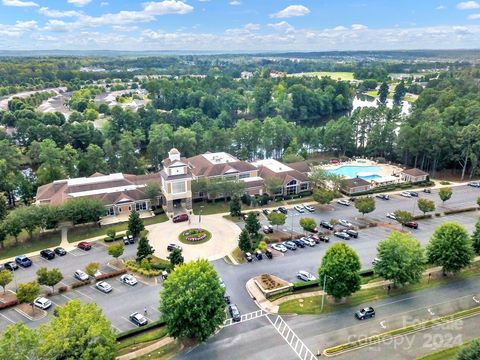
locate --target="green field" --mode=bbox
[288,71,355,81]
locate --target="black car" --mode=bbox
[228,304,241,322]
[334,231,351,240]
[277,207,288,214]
[4,262,18,271]
[375,194,390,200]
[423,188,432,193]
[355,307,375,320]
[167,243,182,252]
[409,191,419,197]
[224,295,231,304]
[265,249,273,259]
[255,251,263,260]
[345,229,359,238]
[320,221,334,230]
[318,235,330,243]
[262,209,270,216]
[293,239,305,248]
[40,249,55,260]
[54,247,67,256]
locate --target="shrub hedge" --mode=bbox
[104,234,125,242]
[293,280,320,290]
[444,207,478,215]
[96,269,127,280]
[125,260,162,277]
[116,319,166,340]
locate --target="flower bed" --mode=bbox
[178,228,212,245]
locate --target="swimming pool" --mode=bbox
[326,165,381,180]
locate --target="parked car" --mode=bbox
[302,237,316,247]
[310,234,329,243]
[339,219,353,227]
[265,248,273,259]
[292,239,305,248]
[405,221,419,229]
[15,255,32,268]
[228,304,241,322]
[423,188,432,193]
[77,241,91,251]
[129,312,148,326]
[277,207,288,214]
[345,229,359,238]
[95,281,113,293]
[271,243,287,253]
[245,252,253,262]
[297,270,317,282]
[54,247,67,256]
[33,297,52,310]
[255,250,263,260]
[40,249,55,260]
[468,181,480,188]
[219,278,226,288]
[120,274,138,286]
[128,235,135,244]
[224,294,231,304]
[262,225,273,234]
[400,191,412,198]
[355,307,375,320]
[262,209,270,216]
[409,191,419,197]
[376,194,390,200]
[161,271,168,280]
[310,227,319,233]
[167,243,182,252]
[320,221,334,230]
[334,231,351,240]
[283,241,297,250]
[294,205,305,213]
[74,269,89,281]
[337,199,351,206]
[386,213,397,220]
[123,236,129,245]
[4,262,18,271]
[304,205,315,212]
[172,213,189,223]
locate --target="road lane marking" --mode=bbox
[267,315,316,360]
[60,293,73,301]
[473,296,480,304]
[74,289,94,300]
[427,308,435,316]
[380,321,387,329]
[0,313,15,324]
[223,310,266,327]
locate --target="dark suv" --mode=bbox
[355,307,375,320]
[15,255,32,268]
[345,229,359,238]
[228,304,241,322]
[40,249,55,260]
[277,207,288,214]
[320,221,334,230]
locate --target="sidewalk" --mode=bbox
[116,336,175,360]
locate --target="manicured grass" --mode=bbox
[67,214,168,243]
[135,341,182,360]
[117,326,168,356]
[178,228,212,245]
[231,247,245,264]
[416,338,478,360]
[0,230,61,260]
[288,71,355,81]
[279,261,480,315]
[193,201,230,215]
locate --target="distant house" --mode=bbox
[401,168,429,183]
[341,178,371,195]
[240,71,253,79]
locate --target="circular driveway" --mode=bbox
[148,214,240,262]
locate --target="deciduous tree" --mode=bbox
[394,210,413,229]
[267,211,286,229]
[439,187,453,204]
[36,267,63,292]
[417,198,435,215]
[0,270,13,294]
[472,220,480,255]
[313,188,334,205]
[160,260,225,341]
[354,197,376,217]
[108,243,124,260]
[0,323,39,359]
[85,262,100,278]
[16,281,40,313]
[299,217,316,232]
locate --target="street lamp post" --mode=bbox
[321,274,333,312]
[199,206,204,223]
[290,212,294,239]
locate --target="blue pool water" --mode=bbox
[326,165,381,180]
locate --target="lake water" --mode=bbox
[352,95,411,115]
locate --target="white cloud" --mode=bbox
[457,1,480,9]
[468,13,480,18]
[436,5,446,10]
[333,26,348,31]
[270,5,310,18]
[244,23,260,31]
[229,1,241,5]
[68,0,92,7]
[2,0,38,7]
[143,1,193,15]
[351,24,368,30]
[100,2,108,6]
[268,21,295,33]
[0,20,37,37]
[44,19,70,32]
[39,7,82,18]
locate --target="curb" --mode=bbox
[14,306,47,321]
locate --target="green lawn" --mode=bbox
[67,214,168,243]
[135,341,182,360]
[279,261,480,315]
[117,327,168,356]
[0,230,61,260]
[288,71,355,81]
[416,338,478,360]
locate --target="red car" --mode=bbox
[405,221,418,229]
[173,213,189,223]
[78,241,92,250]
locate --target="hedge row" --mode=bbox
[293,280,320,290]
[96,269,127,280]
[71,280,92,289]
[125,260,162,277]
[347,180,434,196]
[116,319,165,340]
[444,207,479,215]
[104,234,125,242]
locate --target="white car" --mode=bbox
[219,278,226,288]
[33,297,52,310]
[339,219,353,227]
[74,270,89,281]
[337,199,351,206]
[468,182,480,188]
[302,237,316,247]
[95,281,113,293]
[297,270,317,282]
[271,243,287,253]
[386,213,397,220]
[304,205,315,212]
[400,191,412,198]
[120,274,138,286]
[294,205,305,213]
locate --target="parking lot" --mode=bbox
[0,240,163,333]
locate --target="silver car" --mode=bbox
[271,243,287,253]
[120,274,138,286]
[74,270,89,281]
[95,281,113,293]
[297,270,317,282]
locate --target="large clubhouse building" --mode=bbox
[36,149,311,217]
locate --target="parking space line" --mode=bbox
[74,289,94,300]
[149,305,160,313]
[121,316,133,324]
[60,293,73,301]
[0,312,15,324]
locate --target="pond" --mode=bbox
[352,95,411,115]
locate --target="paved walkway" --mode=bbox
[116,336,175,360]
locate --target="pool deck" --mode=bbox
[319,159,403,179]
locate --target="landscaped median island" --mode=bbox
[178,228,212,245]
[323,307,480,356]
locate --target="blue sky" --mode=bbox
[0,0,480,51]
